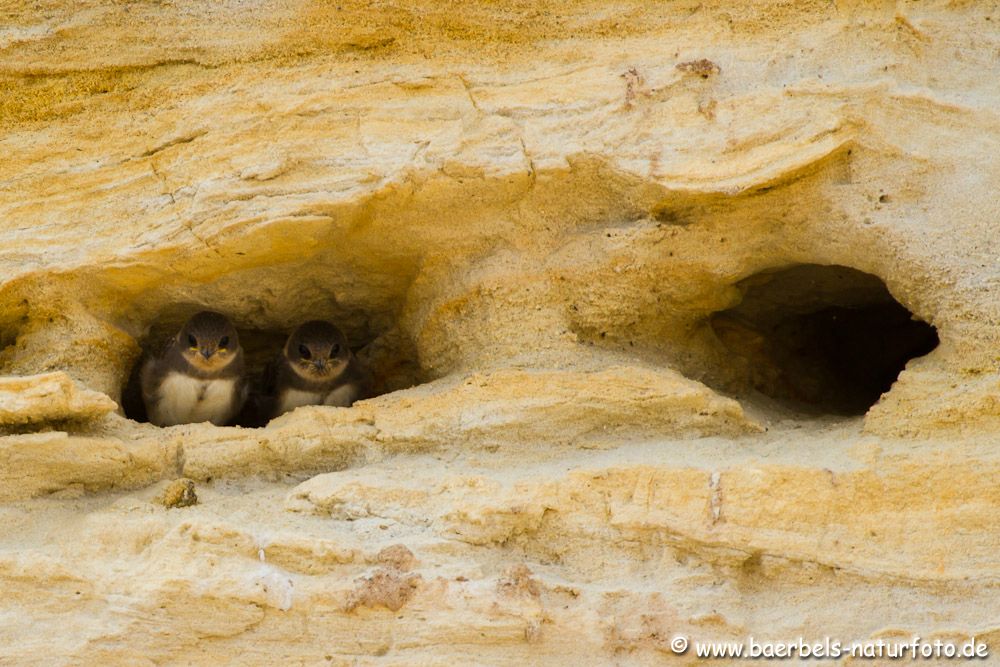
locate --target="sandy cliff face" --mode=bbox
[2,1,1000,663]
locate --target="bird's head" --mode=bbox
[285,320,350,380]
[178,311,240,371]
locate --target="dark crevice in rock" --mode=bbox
[711,264,939,416]
[121,306,420,428]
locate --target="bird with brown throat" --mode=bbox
[141,311,247,427]
[267,320,371,419]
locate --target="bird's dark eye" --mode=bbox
[329,344,340,358]
[298,344,312,360]
[219,336,229,349]
[187,334,197,348]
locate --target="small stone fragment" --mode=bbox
[375,544,415,571]
[497,563,541,598]
[344,568,422,613]
[676,58,721,78]
[158,478,198,508]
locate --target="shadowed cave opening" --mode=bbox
[121,307,420,428]
[710,264,939,416]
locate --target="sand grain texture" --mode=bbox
[1,1,999,663]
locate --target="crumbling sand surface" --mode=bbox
[1,0,1000,663]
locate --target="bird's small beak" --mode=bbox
[312,359,326,371]
[201,348,213,360]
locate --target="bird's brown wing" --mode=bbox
[138,356,161,404]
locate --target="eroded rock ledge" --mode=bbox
[1,1,999,664]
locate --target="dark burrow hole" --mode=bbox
[121,310,418,428]
[710,264,939,416]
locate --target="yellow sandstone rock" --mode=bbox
[0,371,117,425]
[157,478,198,509]
[1,0,999,664]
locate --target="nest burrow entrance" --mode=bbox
[121,309,421,428]
[710,264,939,416]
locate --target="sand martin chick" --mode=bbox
[270,320,371,418]
[141,311,247,427]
